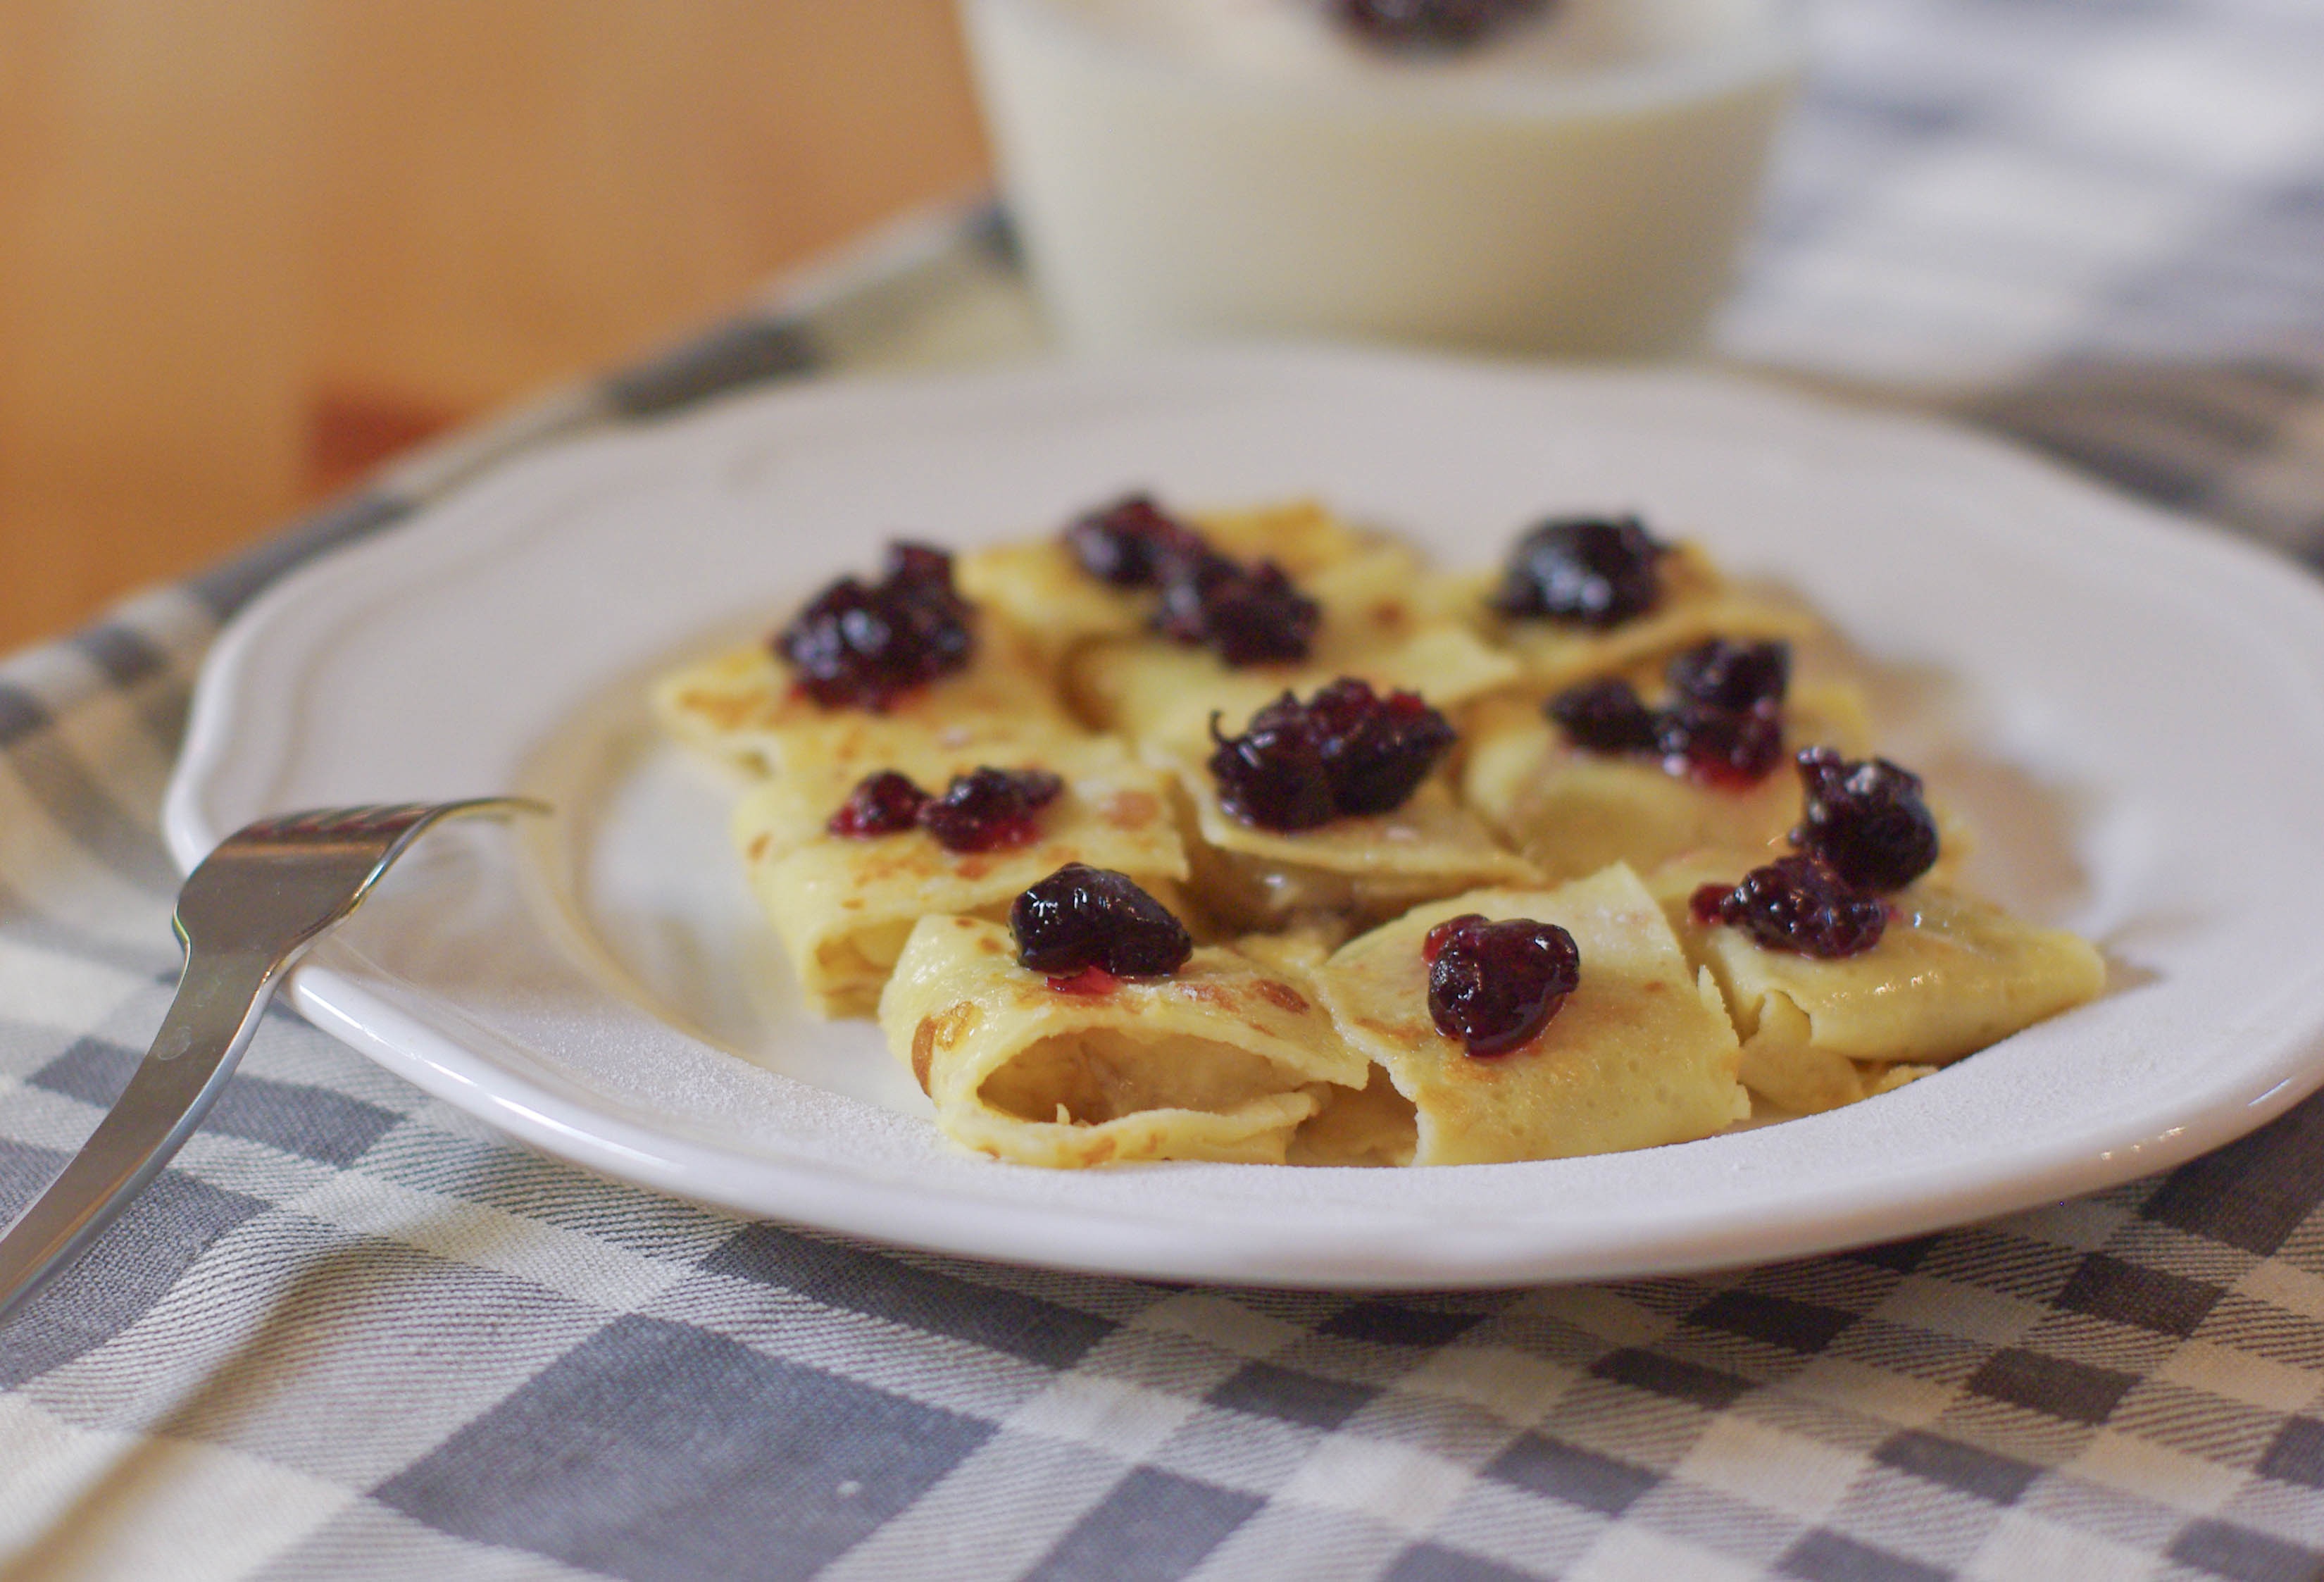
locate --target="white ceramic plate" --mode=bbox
[165,344,2324,1288]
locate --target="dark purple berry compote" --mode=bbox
[880,542,969,615]
[1208,697,1336,832]
[1690,854,1888,959]
[776,541,974,711]
[1423,913,1583,1057]
[1059,490,1320,668]
[918,767,1065,854]
[1685,741,1933,959]
[1492,514,1670,628]
[827,766,1063,853]
[1666,638,1789,714]
[1208,679,1457,831]
[1065,494,1204,587]
[1153,551,1322,667]
[1332,0,1552,52]
[1011,863,1194,980]
[1544,638,1792,788]
[1306,678,1461,815]
[1545,678,1659,754]
[1652,700,1786,788]
[1046,964,1124,997]
[1789,747,1939,892]
[827,771,929,838]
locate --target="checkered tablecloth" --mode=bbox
[6,3,2324,1578]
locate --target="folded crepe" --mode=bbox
[735,732,1187,1016]
[1648,854,2106,1114]
[881,916,1366,1167]
[1304,865,1747,1166]
[651,618,1068,778]
[960,497,1382,673]
[1054,502,1519,749]
[1462,680,1875,883]
[1154,755,1539,935]
[1461,542,1820,694]
[1066,561,1518,749]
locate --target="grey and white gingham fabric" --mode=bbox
[6,2,2324,1576]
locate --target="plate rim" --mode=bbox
[165,342,2324,1288]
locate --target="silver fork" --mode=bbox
[0,798,545,1324]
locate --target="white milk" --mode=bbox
[963,0,1802,355]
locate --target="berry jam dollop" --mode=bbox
[1208,678,1458,831]
[917,767,1064,854]
[1209,701,1333,832]
[1011,864,1194,979]
[1652,699,1786,787]
[826,766,1063,853]
[1044,964,1124,997]
[1059,491,1321,668]
[1492,514,1670,628]
[1065,494,1204,588]
[826,770,929,837]
[1545,677,1661,754]
[1153,550,1321,668]
[1789,747,1940,892]
[1666,637,1789,714]
[777,541,974,711]
[1690,854,1889,959]
[1423,912,1582,1057]
[1333,0,1552,52]
[1544,638,1792,788]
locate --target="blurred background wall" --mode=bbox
[0,1,990,652]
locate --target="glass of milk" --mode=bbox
[961,0,1804,356]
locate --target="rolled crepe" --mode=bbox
[1065,546,1518,747]
[961,497,1397,679]
[1458,543,1821,694]
[1463,681,1875,883]
[956,540,1148,671]
[1156,754,1539,935]
[881,916,1366,1167]
[1649,854,2106,1114]
[1194,497,1381,571]
[1308,866,1747,1166]
[735,733,1188,1017]
[651,618,1067,778]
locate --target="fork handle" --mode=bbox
[0,944,282,1325]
